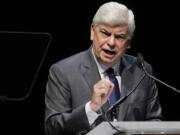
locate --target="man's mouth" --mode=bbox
[102,49,116,55]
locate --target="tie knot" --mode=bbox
[106,68,115,76]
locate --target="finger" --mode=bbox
[96,80,110,94]
[94,79,114,96]
[103,81,114,100]
[106,85,114,97]
[103,79,114,94]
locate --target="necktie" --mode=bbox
[106,68,120,119]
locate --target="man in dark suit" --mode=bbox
[45,1,163,135]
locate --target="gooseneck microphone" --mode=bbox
[106,54,149,115]
[106,74,145,114]
[137,53,180,94]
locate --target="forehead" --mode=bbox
[97,23,129,34]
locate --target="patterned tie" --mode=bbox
[106,68,120,119]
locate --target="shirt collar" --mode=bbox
[91,47,120,75]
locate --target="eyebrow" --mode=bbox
[116,32,127,35]
[115,33,127,38]
[99,28,127,37]
[100,28,111,36]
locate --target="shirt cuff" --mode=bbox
[85,101,101,125]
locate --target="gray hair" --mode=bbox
[92,2,135,36]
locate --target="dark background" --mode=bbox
[0,0,180,135]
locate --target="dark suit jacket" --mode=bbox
[45,47,163,135]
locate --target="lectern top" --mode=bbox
[86,121,180,135]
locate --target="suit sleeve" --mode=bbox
[44,64,90,135]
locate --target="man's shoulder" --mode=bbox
[122,53,137,65]
[58,51,86,65]
[50,49,90,71]
[122,53,152,71]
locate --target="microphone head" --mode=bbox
[136,53,144,68]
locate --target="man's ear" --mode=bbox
[90,24,95,41]
[126,39,131,49]
[127,44,131,49]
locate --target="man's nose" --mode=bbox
[107,35,115,48]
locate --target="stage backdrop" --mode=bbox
[0,1,179,135]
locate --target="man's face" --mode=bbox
[90,23,131,67]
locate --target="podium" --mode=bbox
[86,121,180,135]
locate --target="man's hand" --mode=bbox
[90,79,114,112]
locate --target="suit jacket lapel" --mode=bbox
[118,55,145,120]
[81,48,110,113]
[81,48,101,95]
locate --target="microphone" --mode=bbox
[137,53,180,94]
